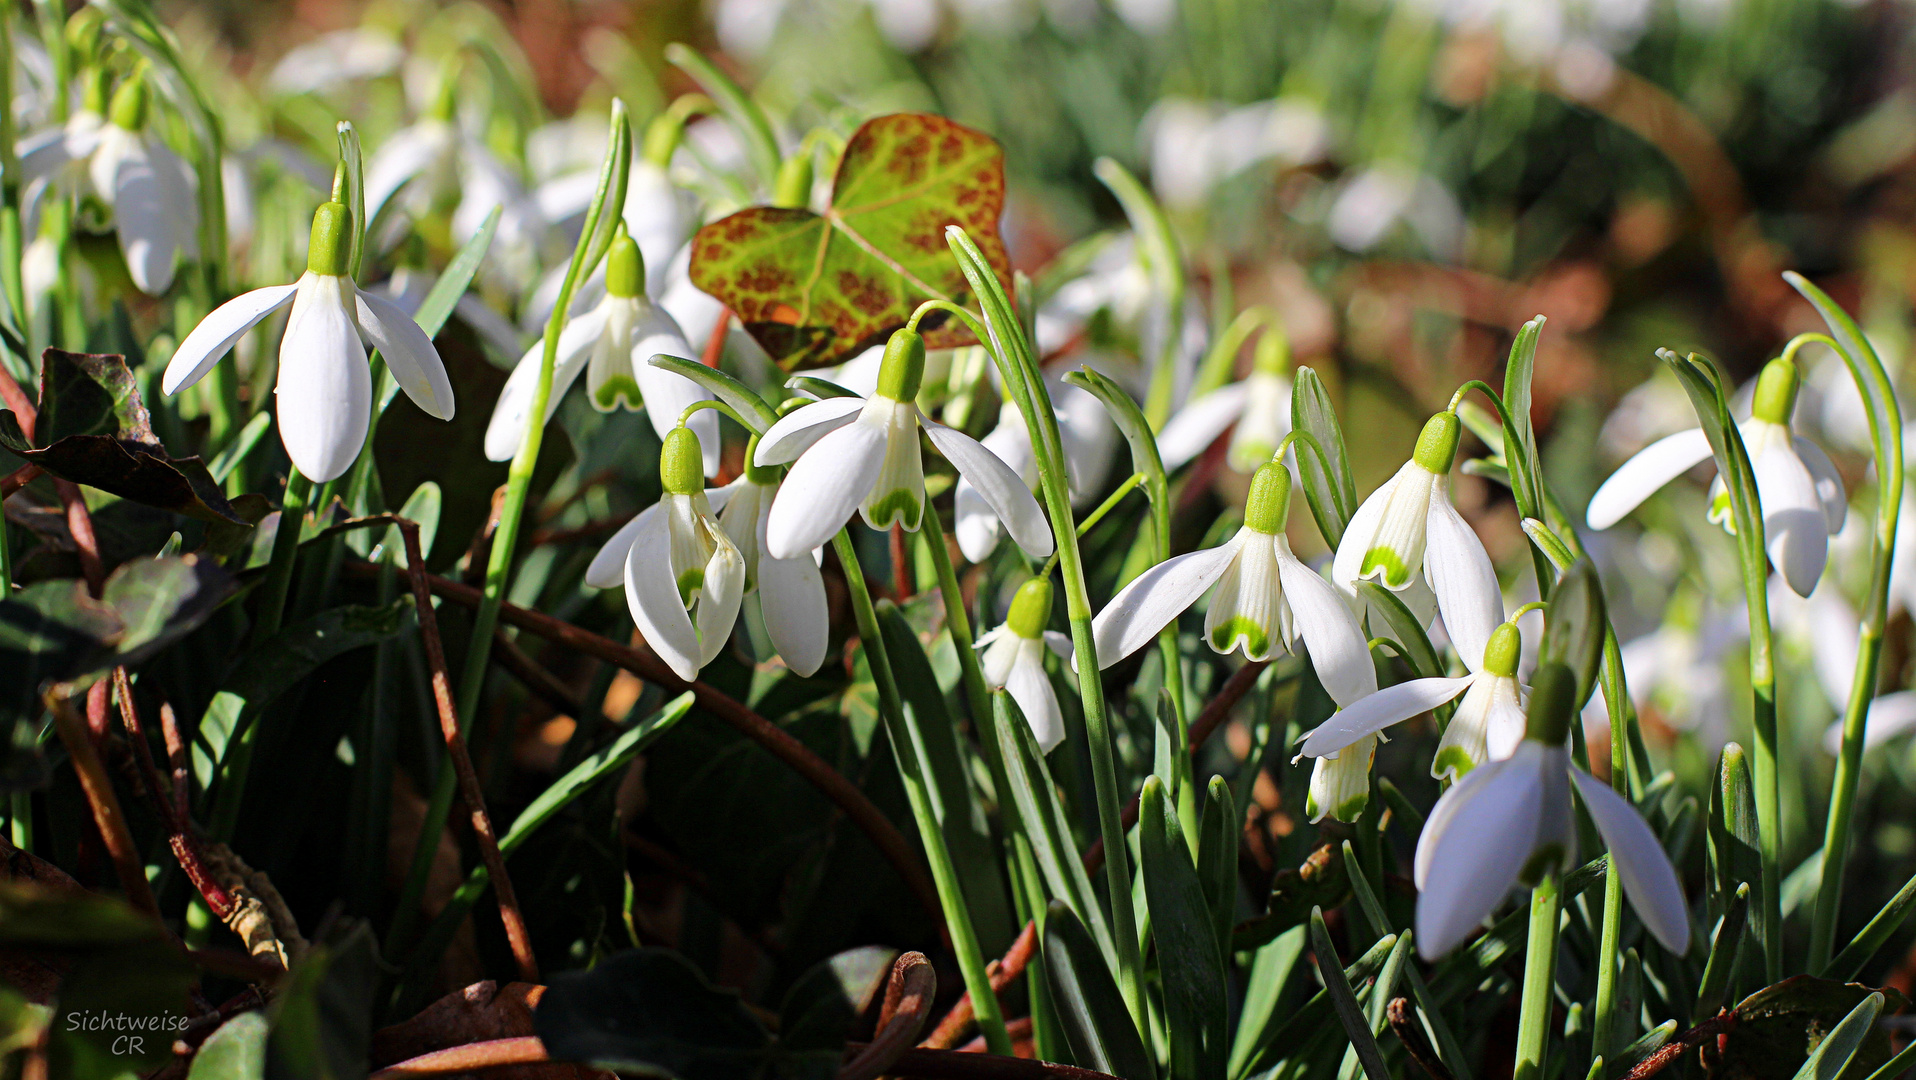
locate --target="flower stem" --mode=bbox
[252,469,311,646]
[1515,868,1564,1080]
[1744,549,1782,983]
[1590,629,1634,1065]
[835,531,1013,1056]
[917,515,1002,771]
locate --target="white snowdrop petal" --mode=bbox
[1751,435,1830,597]
[585,503,663,589]
[755,397,866,465]
[1204,529,1281,661]
[1090,542,1241,669]
[1425,485,1503,672]
[765,420,888,560]
[1301,676,1473,758]
[1332,471,1398,600]
[114,138,193,295]
[356,287,454,420]
[163,281,300,395]
[980,632,1022,687]
[1157,382,1250,471]
[624,510,702,682]
[1277,551,1379,707]
[1414,752,1545,958]
[760,551,829,676]
[694,527,747,669]
[1043,630,1075,662]
[1791,436,1848,533]
[482,303,609,461]
[1569,769,1691,955]
[1586,428,1714,530]
[925,418,1055,560]
[1007,644,1067,753]
[631,309,718,472]
[275,276,371,482]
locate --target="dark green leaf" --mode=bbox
[1142,776,1228,1080]
[0,555,234,699]
[1709,978,1909,1080]
[1698,884,1753,1022]
[1788,992,1881,1080]
[995,690,1115,969]
[1197,776,1236,962]
[1043,901,1154,1080]
[1823,868,1916,982]
[1290,367,1357,548]
[664,45,782,191]
[0,413,245,525]
[535,948,773,1078]
[188,1011,269,1080]
[690,113,1011,369]
[649,355,778,433]
[1711,744,1764,967]
[1540,559,1607,710]
[1310,908,1391,1080]
[266,922,379,1080]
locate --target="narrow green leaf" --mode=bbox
[1823,869,1916,981]
[1339,933,1413,1080]
[1790,993,1883,1080]
[1696,883,1751,1022]
[1376,777,1426,835]
[1065,366,1168,512]
[664,44,782,190]
[1523,519,1577,573]
[1342,840,1391,939]
[1290,367,1357,547]
[1502,316,1546,516]
[1142,776,1229,1080]
[1608,1020,1679,1078]
[1310,907,1392,1080]
[1240,931,1398,1077]
[1711,744,1765,966]
[1540,559,1608,710]
[335,121,365,280]
[1043,900,1155,1080]
[645,355,778,433]
[784,375,861,400]
[1357,582,1443,679]
[208,412,272,484]
[1859,1038,1916,1080]
[415,205,501,339]
[1198,776,1237,962]
[1229,926,1307,1078]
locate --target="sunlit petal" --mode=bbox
[163,281,300,395]
[484,302,611,461]
[1301,676,1473,758]
[765,419,888,560]
[926,417,1055,560]
[1569,768,1691,955]
[624,510,701,681]
[755,397,866,465]
[1586,428,1714,530]
[1425,482,1503,671]
[355,286,454,420]
[1090,540,1241,669]
[276,275,370,482]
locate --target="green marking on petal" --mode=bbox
[1432,745,1477,780]
[1209,616,1269,659]
[1333,792,1369,823]
[1709,487,1737,533]
[676,567,705,607]
[1362,546,1410,588]
[866,488,923,531]
[592,373,645,412]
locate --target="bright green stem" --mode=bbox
[252,471,311,646]
[1515,870,1564,1080]
[918,519,1001,758]
[1743,554,1782,983]
[835,531,1012,1056]
[1590,629,1634,1064]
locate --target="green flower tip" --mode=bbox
[1252,324,1291,375]
[1523,661,1576,746]
[876,328,926,402]
[606,233,645,298]
[306,201,354,277]
[66,7,105,56]
[1210,616,1269,658]
[774,152,814,210]
[1483,621,1522,678]
[108,73,148,132]
[1412,410,1462,474]
[1751,356,1802,426]
[1005,577,1054,639]
[660,426,706,495]
[1243,462,1292,534]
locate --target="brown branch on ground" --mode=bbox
[1,463,41,498]
[843,952,936,1080]
[346,559,948,944]
[46,690,157,916]
[842,1046,1119,1080]
[1082,659,1269,874]
[1623,1009,1737,1080]
[923,919,1037,1049]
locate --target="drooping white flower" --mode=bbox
[162,200,453,482]
[1157,326,1293,472]
[754,328,1054,563]
[596,426,746,682]
[1414,664,1690,959]
[267,28,405,95]
[953,382,1110,563]
[1332,410,1490,626]
[1586,356,1845,597]
[484,231,717,472]
[977,577,1076,753]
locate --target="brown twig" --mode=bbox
[1388,997,1454,1080]
[394,519,539,983]
[1,462,41,498]
[347,559,948,942]
[1082,660,1268,874]
[159,701,191,826]
[47,690,158,915]
[366,1035,549,1079]
[1623,1009,1737,1080]
[957,1017,1033,1053]
[843,1047,1119,1080]
[842,952,936,1080]
[112,669,234,917]
[56,478,104,597]
[923,919,1038,1049]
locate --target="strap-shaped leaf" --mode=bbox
[784,375,861,401]
[1228,926,1307,1078]
[1822,869,1916,981]
[374,205,503,416]
[1142,776,1229,1080]
[1790,993,1883,1080]
[1290,367,1357,547]
[664,44,782,191]
[1522,519,1577,573]
[1501,316,1547,517]
[1342,840,1391,938]
[645,355,778,433]
[1660,350,1767,598]
[1356,582,1443,679]
[1198,776,1237,962]
[1311,907,1392,1080]
[1043,901,1155,1080]
[1710,744,1765,957]
[1695,882,1750,1021]
[1238,931,1398,1077]
[1065,366,1168,519]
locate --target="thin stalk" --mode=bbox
[1744,551,1781,983]
[918,515,1004,775]
[835,531,1013,1056]
[1515,870,1564,1080]
[252,470,311,645]
[1590,630,1633,1066]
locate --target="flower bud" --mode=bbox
[876,328,926,402]
[108,73,148,132]
[660,426,706,495]
[1751,356,1801,426]
[66,7,105,57]
[606,232,645,299]
[1243,462,1293,535]
[306,201,353,277]
[1482,621,1522,678]
[1006,577,1054,639]
[1523,661,1577,746]
[1412,411,1462,474]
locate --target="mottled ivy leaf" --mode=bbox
[1705,976,1909,1080]
[535,948,774,1079]
[690,113,1011,370]
[0,349,247,524]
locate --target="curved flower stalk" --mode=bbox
[1416,663,1690,959]
[23,72,197,294]
[1332,409,1493,624]
[976,577,1076,753]
[484,230,717,472]
[162,199,453,482]
[1087,462,1377,819]
[592,425,746,682]
[753,327,1053,563]
[1587,356,1844,597]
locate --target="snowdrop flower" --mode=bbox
[1333,410,1491,621]
[1086,463,1379,819]
[601,426,746,682]
[484,231,718,472]
[162,200,453,482]
[1415,663,1690,959]
[953,382,1111,562]
[1157,326,1293,472]
[754,328,1054,562]
[977,578,1076,752]
[1587,357,1845,597]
